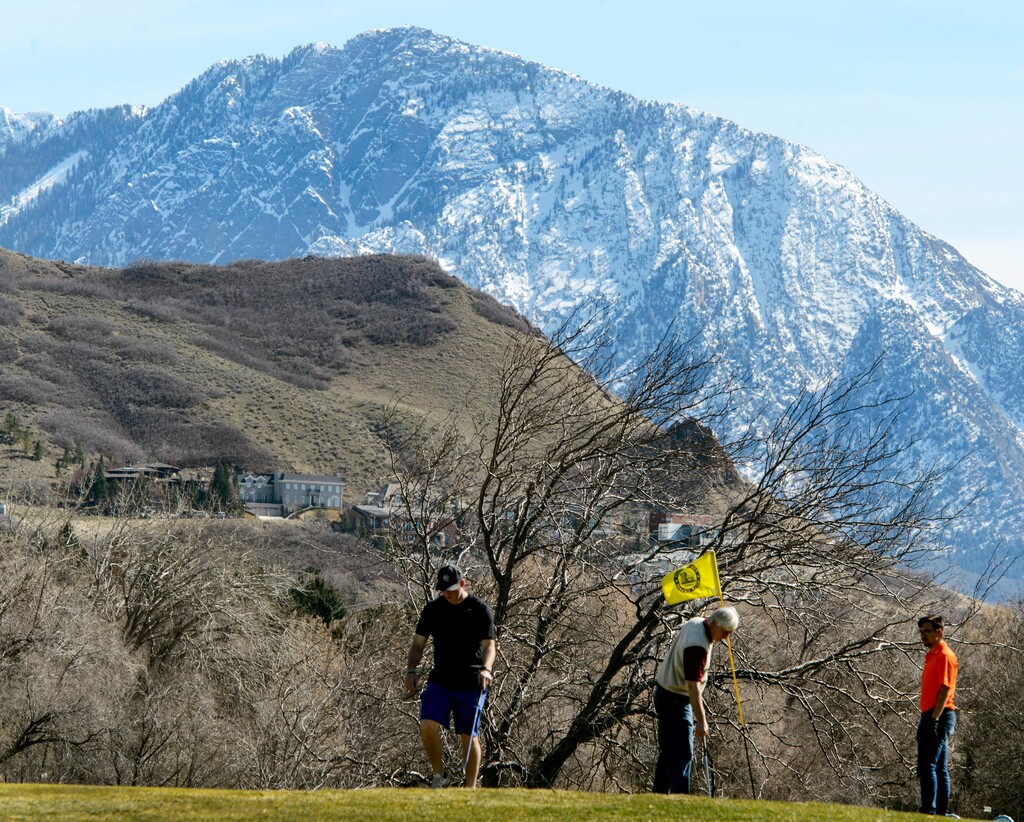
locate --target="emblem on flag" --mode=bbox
[661,551,721,605]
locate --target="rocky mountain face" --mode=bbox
[2,26,1022,592]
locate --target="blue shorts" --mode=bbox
[420,682,486,735]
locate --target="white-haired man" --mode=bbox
[652,605,739,794]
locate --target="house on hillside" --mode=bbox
[238,473,278,516]
[176,467,212,498]
[103,463,183,508]
[105,463,181,486]
[648,512,717,548]
[342,483,403,533]
[365,484,402,508]
[341,484,459,546]
[238,471,344,517]
[279,473,344,513]
[347,501,394,533]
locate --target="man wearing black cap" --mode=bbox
[404,564,497,788]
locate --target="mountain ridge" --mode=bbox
[1,26,1021,591]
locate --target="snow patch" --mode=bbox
[0,150,87,225]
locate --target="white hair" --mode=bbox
[708,606,739,632]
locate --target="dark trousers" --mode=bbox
[652,684,694,794]
[917,708,956,815]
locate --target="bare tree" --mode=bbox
[373,320,957,800]
[0,514,371,789]
[0,521,132,779]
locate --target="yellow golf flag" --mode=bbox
[661,551,721,605]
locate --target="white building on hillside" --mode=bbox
[238,471,343,517]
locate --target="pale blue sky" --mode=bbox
[2,0,1022,291]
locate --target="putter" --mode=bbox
[703,738,712,798]
[462,687,488,772]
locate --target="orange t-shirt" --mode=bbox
[919,640,957,712]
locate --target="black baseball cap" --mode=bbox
[435,564,463,591]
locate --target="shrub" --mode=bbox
[79,362,204,410]
[0,372,57,404]
[124,299,183,324]
[21,276,114,299]
[17,353,94,406]
[16,332,59,355]
[471,292,535,333]
[0,338,18,362]
[0,296,24,327]
[156,420,273,468]
[47,314,115,341]
[112,338,179,365]
[195,334,333,389]
[40,408,143,462]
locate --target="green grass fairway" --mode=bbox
[0,784,962,821]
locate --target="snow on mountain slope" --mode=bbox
[0,107,56,149]
[0,150,88,225]
[1,26,1021,592]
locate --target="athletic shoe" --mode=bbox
[430,773,447,789]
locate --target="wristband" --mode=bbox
[407,668,418,675]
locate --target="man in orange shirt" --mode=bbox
[917,614,958,815]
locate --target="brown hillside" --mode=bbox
[0,249,534,497]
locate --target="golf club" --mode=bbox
[462,687,488,772]
[703,738,712,798]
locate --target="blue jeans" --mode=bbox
[917,708,956,815]
[653,684,694,793]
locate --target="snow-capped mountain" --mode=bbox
[2,26,1022,592]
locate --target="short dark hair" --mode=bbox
[918,615,944,631]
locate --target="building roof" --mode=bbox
[108,463,180,475]
[353,504,393,518]
[278,472,343,484]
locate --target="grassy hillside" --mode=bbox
[0,249,534,498]
[0,785,964,822]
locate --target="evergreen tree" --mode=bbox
[1,412,18,444]
[56,520,83,557]
[55,446,73,476]
[210,461,240,512]
[89,458,108,508]
[290,567,347,627]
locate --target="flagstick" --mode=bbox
[717,579,757,799]
[723,633,757,798]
